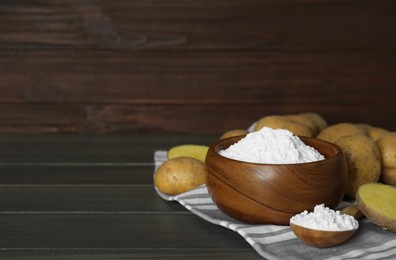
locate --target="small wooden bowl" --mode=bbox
[205,135,348,225]
[290,223,357,248]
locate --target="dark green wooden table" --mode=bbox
[0,135,261,259]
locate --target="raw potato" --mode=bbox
[357,183,396,232]
[356,124,390,141]
[335,134,381,199]
[376,132,396,169]
[299,112,328,134]
[168,144,209,162]
[154,157,207,195]
[355,123,371,134]
[317,123,366,143]
[286,114,318,136]
[381,168,396,186]
[253,115,289,131]
[367,126,390,141]
[376,132,396,185]
[253,115,313,137]
[284,122,313,137]
[220,129,249,140]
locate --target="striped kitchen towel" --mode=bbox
[154,150,396,260]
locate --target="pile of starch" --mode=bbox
[219,127,325,164]
[290,204,359,231]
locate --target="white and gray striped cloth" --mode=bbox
[154,150,396,260]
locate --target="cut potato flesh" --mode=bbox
[357,183,396,232]
[168,144,209,162]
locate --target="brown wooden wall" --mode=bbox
[0,0,395,135]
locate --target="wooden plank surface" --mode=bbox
[0,135,216,162]
[0,134,265,259]
[0,185,181,212]
[0,249,259,260]
[0,0,395,134]
[0,214,249,249]
[0,166,153,184]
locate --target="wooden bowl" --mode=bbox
[205,135,348,225]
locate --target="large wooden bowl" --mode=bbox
[205,135,348,225]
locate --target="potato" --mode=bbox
[284,122,313,137]
[381,168,396,186]
[299,112,328,134]
[356,124,390,141]
[357,182,396,232]
[253,115,313,137]
[335,134,381,199]
[286,114,318,136]
[253,115,289,131]
[367,126,390,141]
[220,129,249,140]
[376,132,396,185]
[376,132,396,169]
[154,157,207,195]
[168,144,209,162]
[354,123,371,134]
[317,123,366,143]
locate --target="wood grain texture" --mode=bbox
[0,249,259,260]
[0,0,395,134]
[0,135,262,259]
[290,223,357,248]
[0,185,184,212]
[0,135,216,162]
[0,214,249,249]
[0,0,394,51]
[0,165,154,184]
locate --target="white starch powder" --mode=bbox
[219,127,325,164]
[290,204,359,231]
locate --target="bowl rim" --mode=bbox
[289,222,359,232]
[209,134,344,166]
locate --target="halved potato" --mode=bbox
[168,144,209,162]
[357,183,396,232]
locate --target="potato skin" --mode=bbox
[355,124,390,141]
[376,132,396,169]
[317,123,366,143]
[335,134,381,199]
[376,132,396,185]
[220,129,249,140]
[154,157,207,195]
[253,115,288,131]
[287,114,319,136]
[381,168,396,186]
[299,112,328,134]
[253,115,313,137]
[367,126,390,141]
